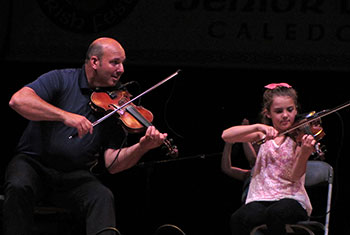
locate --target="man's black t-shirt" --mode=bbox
[16,66,124,172]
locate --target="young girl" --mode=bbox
[222,83,316,235]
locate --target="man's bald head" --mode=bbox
[85,37,124,62]
[84,37,126,88]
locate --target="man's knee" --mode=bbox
[88,184,115,206]
[5,178,33,198]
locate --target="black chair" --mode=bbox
[32,202,85,235]
[250,160,334,235]
[0,194,84,235]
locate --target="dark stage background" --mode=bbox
[1,1,350,235]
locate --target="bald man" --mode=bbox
[5,37,167,235]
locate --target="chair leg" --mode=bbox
[250,224,267,235]
[153,224,186,235]
[251,224,316,235]
[288,224,315,235]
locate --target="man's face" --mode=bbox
[95,45,126,87]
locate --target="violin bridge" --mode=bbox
[109,104,125,115]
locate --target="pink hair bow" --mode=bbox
[264,83,292,89]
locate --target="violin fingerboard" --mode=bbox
[125,106,153,128]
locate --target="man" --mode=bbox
[5,37,167,235]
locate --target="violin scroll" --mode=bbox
[162,138,178,158]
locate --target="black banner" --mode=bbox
[2,0,350,70]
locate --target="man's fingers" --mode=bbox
[78,119,93,138]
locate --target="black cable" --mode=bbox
[309,111,345,220]
[107,129,128,170]
[332,111,345,217]
[163,74,184,139]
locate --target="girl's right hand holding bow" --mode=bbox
[222,123,279,143]
[257,124,279,141]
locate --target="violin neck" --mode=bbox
[126,104,178,157]
[125,106,153,128]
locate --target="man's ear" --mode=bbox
[90,56,99,70]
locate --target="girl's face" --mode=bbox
[266,95,297,132]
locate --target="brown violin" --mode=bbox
[69,70,180,158]
[90,89,178,158]
[286,111,325,144]
[90,89,154,133]
[80,70,181,157]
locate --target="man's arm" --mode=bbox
[9,86,93,138]
[105,126,167,174]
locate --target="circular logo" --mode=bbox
[37,0,138,33]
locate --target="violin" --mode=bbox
[90,89,154,133]
[253,101,350,157]
[286,111,325,144]
[74,70,181,157]
[90,89,178,158]
[69,70,180,157]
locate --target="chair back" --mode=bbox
[305,160,334,235]
[305,160,333,187]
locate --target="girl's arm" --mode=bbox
[221,123,278,143]
[290,134,316,182]
[221,142,250,181]
[242,142,257,167]
[240,119,257,167]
